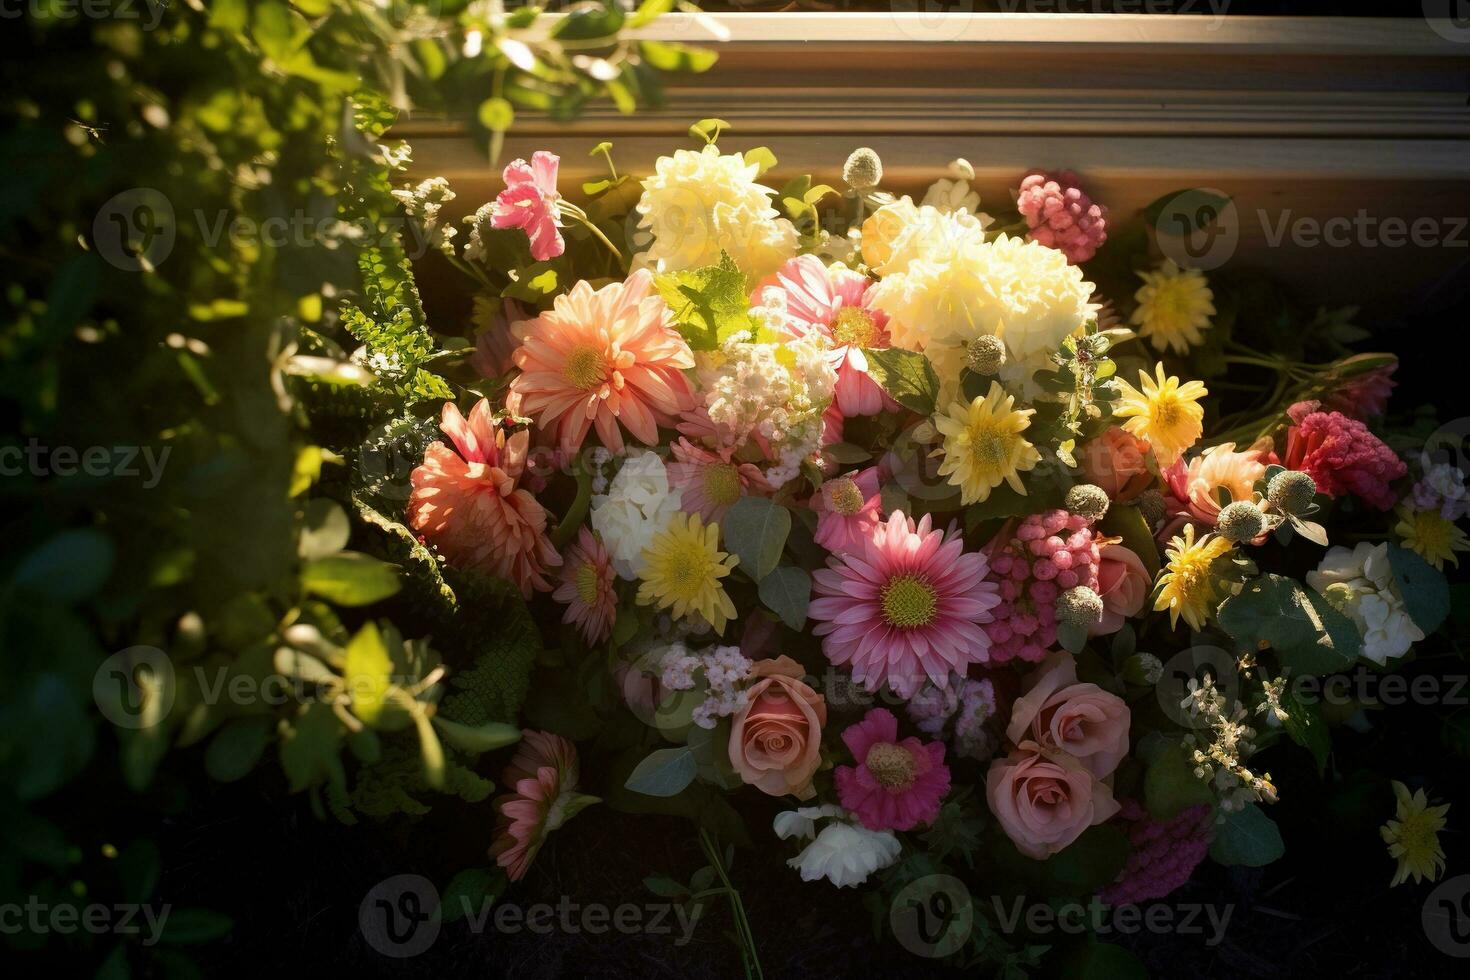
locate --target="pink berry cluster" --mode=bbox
[1016,170,1108,264]
[1099,800,1214,906]
[984,509,1102,664]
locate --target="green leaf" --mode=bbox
[1144,740,1214,820]
[158,908,234,945]
[279,701,344,793]
[431,718,522,754]
[1097,504,1160,577]
[654,253,752,350]
[440,868,507,924]
[741,146,778,179]
[758,565,811,630]
[477,97,514,133]
[863,347,940,416]
[628,0,675,28]
[1143,187,1233,234]
[204,718,272,783]
[301,552,401,606]
[13,529,115,603]
[624,746,697,797]
[721,496,790,582]
[1387,544,1450,634]
[344,622,395,727]
[552,3,625,40]
[688,117,729,144]
[299,498,349,560]
[1209,803,1284,867]
[415,710,445,791]
[1044,823,1129,892]
[640,40,718,74]
[1218,574,1361,674]
[1277,685,1330,774]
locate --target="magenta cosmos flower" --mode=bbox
[809,510,1001,697]
[408,399,560,597]
[491,151,564,261]
[489,731,598,881]
[552,527,617,645]
[756,254,897,418]
[810,466,882,553]
[667,437,771,523]
[835,708,951,831]
[506,270,696,455]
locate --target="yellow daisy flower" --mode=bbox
[1113,363,1207,466]
[1395,505,1469,570]
[1131,259,1216,354]
[1381,780,1450,887]
[637,512,739,634]
[1154,524,1233,631]
[932,381,1042,505]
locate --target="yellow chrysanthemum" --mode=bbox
[1395,505,1469,570]
[932,382,1042,505]
[1113,363,1207,466]
[1131,260,1216,355]
[1154,524,1233,631]
[636,512,739,634]
[1381,780,1450,887]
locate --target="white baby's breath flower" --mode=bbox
[788,820,901,888]
[590,451,684,580]
[1307,542,1425,665]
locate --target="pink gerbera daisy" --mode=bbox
[835,708,951,831]
[489,731,598,881]
[490,151,565,261]
[667,437,771,522]
[552,528,617,645]
[408,399,560,597]
[507,270,696,455]
[811,466,883,553]
[756,254,897,418]
[809,510,1002,697]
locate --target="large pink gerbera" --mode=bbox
[835,708,951,831]
[552,527,617,645]
[489,731,598,881]
[667,437,771,522]
[811,466,883,553]
[507,270,696,455]
[490,151,564,261]
[756,254,897,418]
[809,510,1001,697]
[408,399,560,597]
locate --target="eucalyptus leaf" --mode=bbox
[624,746,698,797]
[721,497,789,581]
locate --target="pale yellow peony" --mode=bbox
[860,196,986,277]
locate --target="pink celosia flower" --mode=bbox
[408,399,560,596]
[1282,401,1406,511]
[1161,442,1269,530]
[1098,800,1214,906]
[489,731,597,881]
[810,510,1001,697]
[507,270,696,455]
[755,254,897,418]
[983,509,1103,664]
[490,151,564,261]
[1017,170,1108,264]
[1322,362,1397,420]
[552,527,617,645]
[810,466,883,553]
[835,708,950,831]
[667,437,771,523]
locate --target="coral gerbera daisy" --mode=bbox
[809,510,1002,697]
[507,269,696,454]
[1395,505,1469,570]
[552,528,618,645]
[489,730,598,881]
[667,437,771,523]
[1113,363,1207,466]
[932,381,1042,505]
[636,512,739,634]
[1381,779,1450,887]
[1154,524,1233,631]
[1131,259,1215,354]
[835,708,951,832]
[408,399,560,597]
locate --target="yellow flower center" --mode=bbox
[881,574,938,629]
[865,742,917,789]
[831,307,877,348]
[968,423,1012,470]
[1412,513,1452,552]
[663,538,713,594]
[703,463,743,507]
[574,562,601,606]
[827,476,865,516]
[564,344,605,390]
[1151,395,1184,430]
[1151,281,1194,330]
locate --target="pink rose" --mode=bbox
[729,656,827,800]
[1079,427,1154,501]
[1092,543,1150,635]
[987,745,1120,859]
[1005,651,1130,778]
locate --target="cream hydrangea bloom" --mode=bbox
[590,450,684,580]
[1307,542,1425,665]
[633,144,798,280]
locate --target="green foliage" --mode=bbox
[721,496,791,582]
[863,346,941,416]
[1209,804,1285,867]
[654,252,756,350]
[438,582,541,727]
[1218,573,1362,674]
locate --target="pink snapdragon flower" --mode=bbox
[835,708,950,831]
[491,151,565,261]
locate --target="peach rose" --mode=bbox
[729,656,827,800]
[1005,651,1130,778]
[1079,426,1154,501]
[986,744,1120,859]
[1092,543,1150,635]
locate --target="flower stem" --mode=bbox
[699,829,763,980]
[564,205,626,271]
